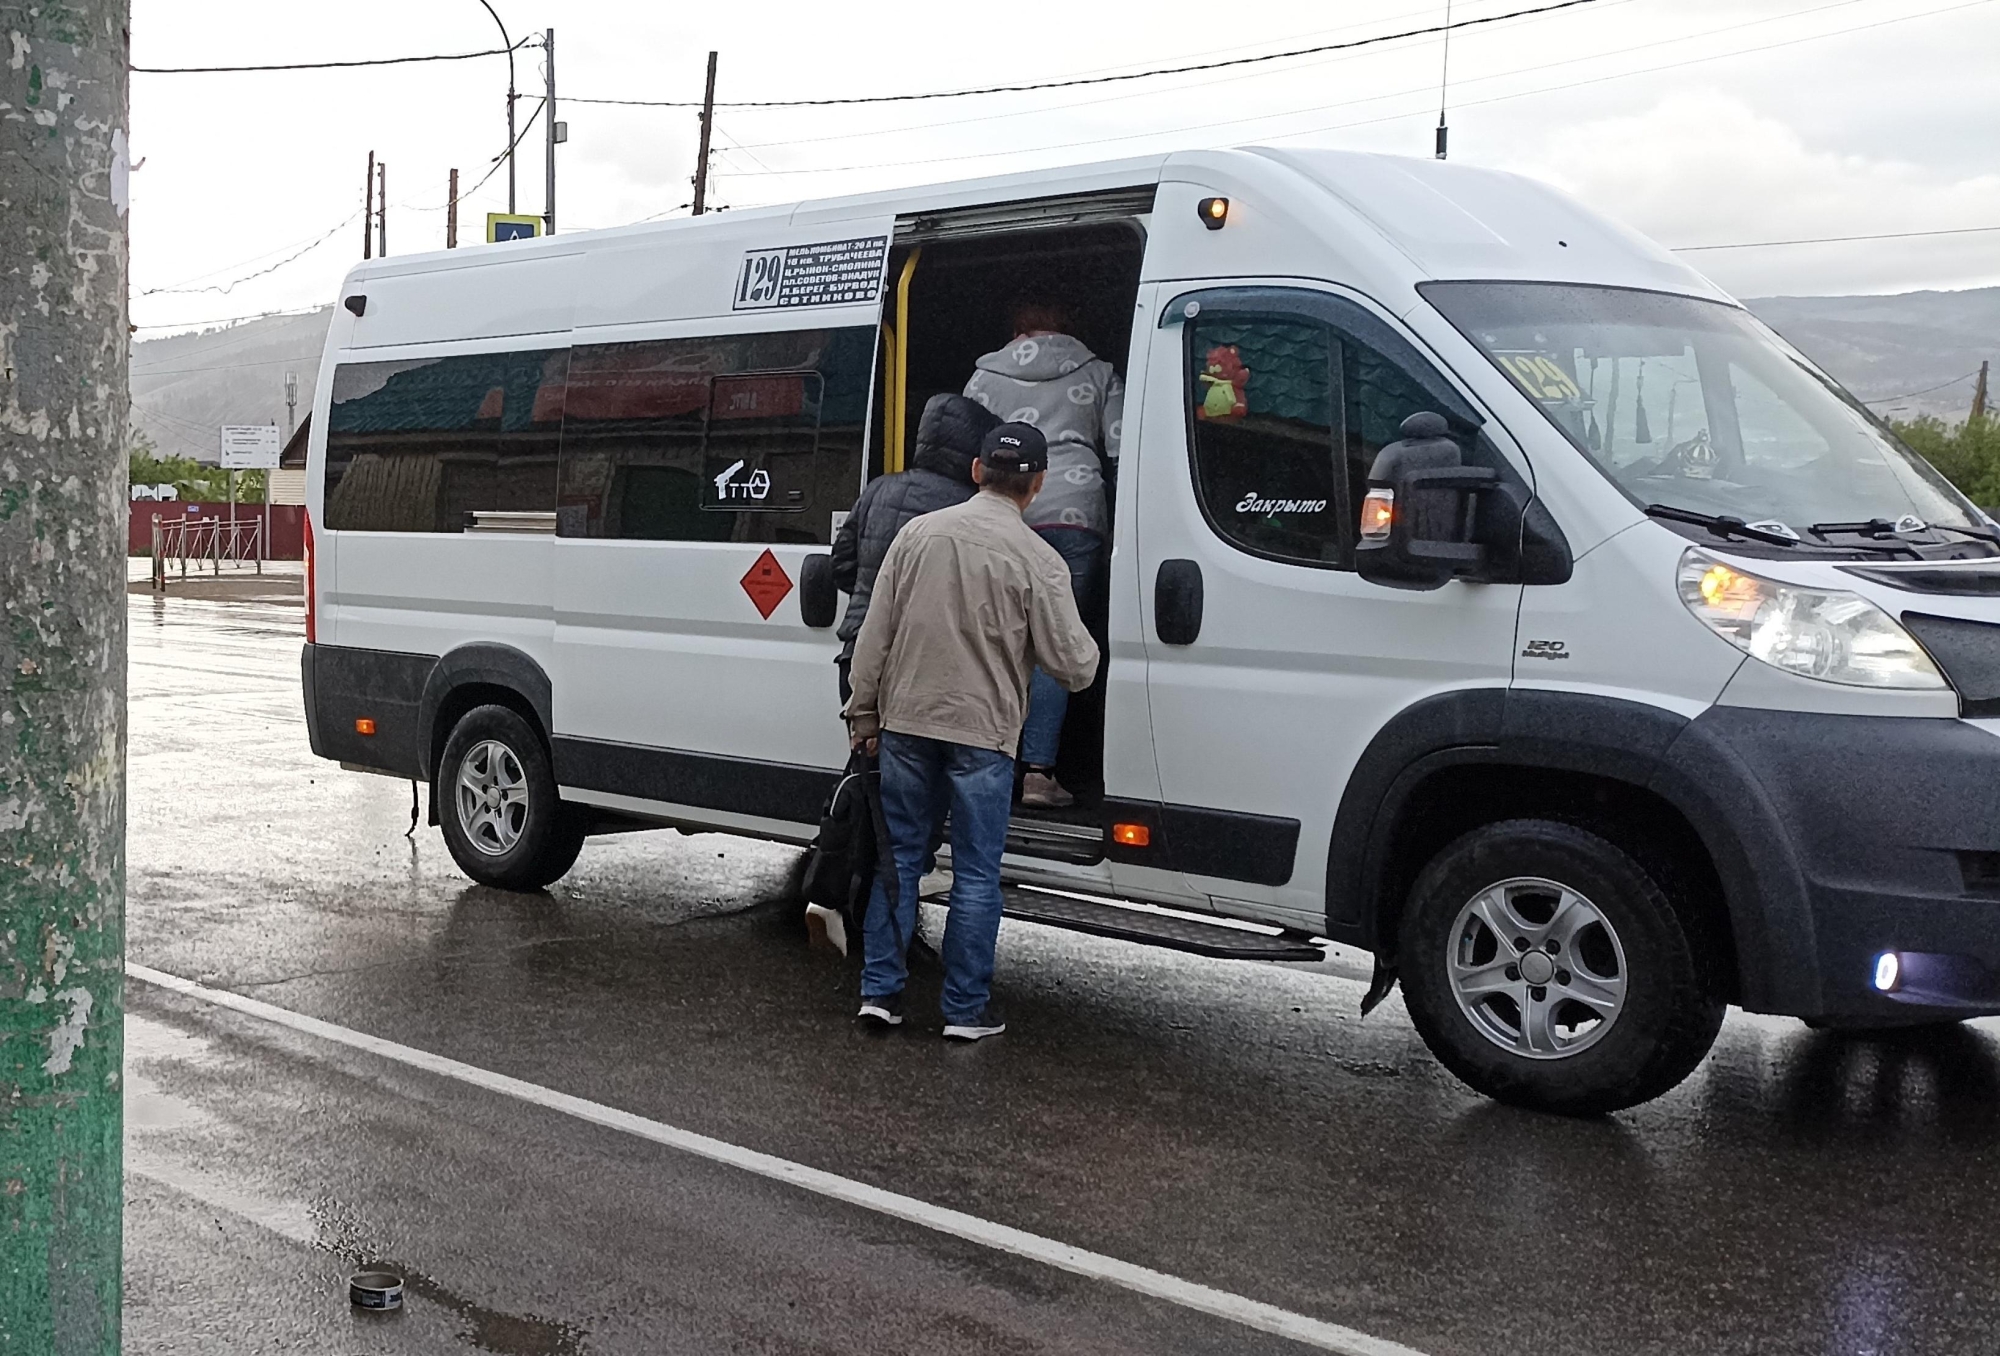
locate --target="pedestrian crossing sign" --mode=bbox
[486,213,542,243]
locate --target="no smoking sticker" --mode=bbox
[739,549,793,620]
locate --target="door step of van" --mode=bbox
[997,887,1325,963]
[1002,815,1105,865]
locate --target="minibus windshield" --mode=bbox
[1422,281,1986,544]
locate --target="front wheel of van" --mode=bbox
[438,705,587,891]
[1398,819,1724,1116]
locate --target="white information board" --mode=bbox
[219,425,281,470]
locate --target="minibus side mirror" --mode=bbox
[1354,412,1497,592]
[799,554,838,628]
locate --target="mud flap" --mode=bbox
[1359,957,1399,1017]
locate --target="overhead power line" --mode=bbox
[132,41,528,75]
[695,0,1967,182]
[139,214,359,296]
[564,0,1609,109]
[1675,223,2000,251]
[1863,371,1983,405]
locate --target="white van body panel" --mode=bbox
[344,249,582,349]
[550,214,894,781]
[1513,522,1746,720]
[316,331,569,666]
[1261,149,1730,300]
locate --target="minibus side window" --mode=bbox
[1184,311,1472,570]
[324,350,568,533]
[1185,316,1347,567]
[559,327,873,545]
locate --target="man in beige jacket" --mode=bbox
[844,422,1099,1039]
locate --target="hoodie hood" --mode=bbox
[910,392,994,485]
[974,333,1100,385]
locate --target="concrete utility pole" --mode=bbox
[543,28,557,235]
[0,4,131,1353]
[363,150,375,259]
[692,50,718,216]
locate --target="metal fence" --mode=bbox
[150,515,265,589]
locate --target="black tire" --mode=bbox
[1398,819,1724,1116]
[437,704,587,891]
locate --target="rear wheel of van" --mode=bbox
[1398,819,1724,1116]
[438,705,587,891]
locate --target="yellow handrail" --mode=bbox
[887,248,920,473]
[880,319,898,476]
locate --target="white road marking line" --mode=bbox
[129,962,1428,1356]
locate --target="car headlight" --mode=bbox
[1676,549,1946,689]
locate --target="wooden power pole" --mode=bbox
[376,160,388,257]
[447,168,460,249]
[1,3,131,1351]
[1973,360,1989,423]
[363,150,375,259]
[692,51,718,216]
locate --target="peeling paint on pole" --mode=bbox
[0,4,129,1354]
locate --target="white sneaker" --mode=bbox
[1020,771,1074,809]
[918,867,953,900]
[803,903,848,956]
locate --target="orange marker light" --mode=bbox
[1360,488,1396,541]
[1111,823,1151,848]
[354,718,377,736]
[1697,562,1761,616]
[1197,196,1229,231]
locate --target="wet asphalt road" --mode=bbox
[123,590,2000,1356]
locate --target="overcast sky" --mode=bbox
[128,0,2000,336]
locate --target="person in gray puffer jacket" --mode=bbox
[831,392,999,700]
[962,303,1124,808]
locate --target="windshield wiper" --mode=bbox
[1645,503,1797,547]
[1928,522,2000,547]
[1808,518,1988,555]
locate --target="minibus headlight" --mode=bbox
[1676,549,1946,689]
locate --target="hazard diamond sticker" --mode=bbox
[740,549,793,620]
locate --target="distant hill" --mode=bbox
[130,309,329,462]
[1745,288,1998,424]
[128,286,1997,461]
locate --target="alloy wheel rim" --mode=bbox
[456,739,528,856]
[1446,875,1628,1061]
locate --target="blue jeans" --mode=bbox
[862,731,1015,1023]
[1019,528,1104,769]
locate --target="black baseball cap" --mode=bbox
[979,422,1048,473]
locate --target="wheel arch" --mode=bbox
[1328,688,1818,1013]
[418,643,554,782]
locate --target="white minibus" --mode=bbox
[303,147,2000,1113]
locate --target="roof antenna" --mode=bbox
[1435,0,1452,160]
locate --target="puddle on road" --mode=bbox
[128,1014,590,1354]
[314,1198,591,1355]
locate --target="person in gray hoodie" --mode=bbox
[962,302,1124,808]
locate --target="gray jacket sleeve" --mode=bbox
[1100,364,1126,461]
[1027,554,1101,694]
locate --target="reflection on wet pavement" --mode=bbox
[124,595,2000,1356]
